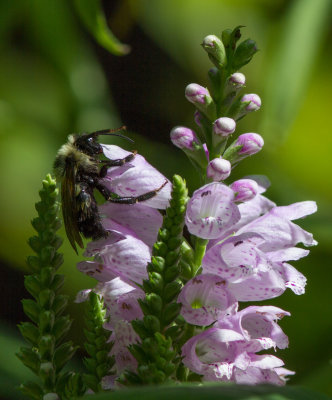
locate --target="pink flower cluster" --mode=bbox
[181,177,316,384]
[76,144,172,377]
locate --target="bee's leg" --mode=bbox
[99,151,137,178]
[96,180,168,204]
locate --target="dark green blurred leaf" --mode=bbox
[81,383,331,400]
[73,0,130,56]
[261,0,332,143]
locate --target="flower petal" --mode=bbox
[100,202,162,247]
[178,274,238,326]
[102,145,171,209]
[186,183,240,239]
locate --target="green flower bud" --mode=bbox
[162,303,182,326]
[233,39,258,70]
[202,35,226,68]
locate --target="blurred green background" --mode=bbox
[0,0,331,398]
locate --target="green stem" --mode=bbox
[192,238,208,276]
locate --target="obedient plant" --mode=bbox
[19,27,317,398]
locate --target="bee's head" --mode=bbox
[73,133,103,156]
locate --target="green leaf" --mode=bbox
[73,0,130,56]
[79,383,332,400]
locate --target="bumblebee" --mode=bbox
[54,128,167,253]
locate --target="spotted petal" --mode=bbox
[102,144,171,209]
[185,182,240,239]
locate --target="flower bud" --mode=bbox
[229,72,246,88]
[241,93,261,111]
[202,35,226,68]
[223,133,264,164]
[236,133,264,155]
[213,117,236,137]
[233,39,258,69]
[185,84,216,120]
[230,179,258,202]
[185,83,210,105]
[207,158,231,181]
[170,126,199,150]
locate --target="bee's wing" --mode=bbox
[61,164,84,253]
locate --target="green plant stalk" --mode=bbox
[83,291,114,393]
[123,175,188,385]
[17,174,84,400]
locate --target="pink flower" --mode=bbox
[181,306,292,385]
[185,183,240,239]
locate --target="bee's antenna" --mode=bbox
[88,126,134,143]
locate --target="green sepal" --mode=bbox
[19,381,44,400]
[39,289,55,309]
[31,216,46,233]
[164,324,182,339]
[165,250,180,266]
[146,293,163,314]
[162,303,182,327]
[39,267,56,287]
[222,143,243,164]
[22,299,40,323]
[16,347,40,374]
[129,343,149,364]
[131,319,149,338]
[56,371,86,399]
[232,38,258,70]
[148,256,165,273]
[153,241,168,257]
[50,252,64,269]
[28,235,43,254]
[26,255,41,273]
[164,264,181,282]
[52,294,69,316]
[18,322,40,346]
[221,28,232,47]
[48,274,65,291]
[147,272,164,293]
[39,246,56,266]
[85,342,97,357]
[83,373,99,393]
[53,315,72,342]
[53,342,77,372]
[24,275,42,299]
[39,310,55,333]
[163,281,183,302]
[144,315,161,333]
[38,334,55,359]
[38,361,55,388]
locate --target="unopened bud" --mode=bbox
[223,133,264,164]
[233,39,258,70]
[202,35,226,68]
[207,158,231,181]
[213,117,236,137]
[185,83,210,105]
[236,133,264,155]
[170,126,199,150]
[230,179,258,202]
[185,83,216,120]
[241,93,261,111]
[229,72,246,88]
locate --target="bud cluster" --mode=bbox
[18,175,85,399]
[171,26,263,182]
